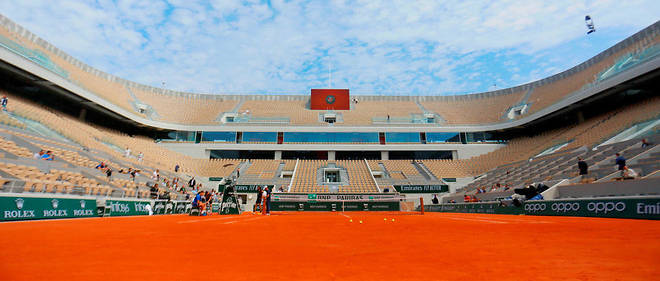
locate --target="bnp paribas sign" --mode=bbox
[0,196,97,221]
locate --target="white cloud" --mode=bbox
[0,0,657,95]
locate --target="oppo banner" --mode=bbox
[0,196,97,221]
[425,198,660,220]
[522,198,660,219]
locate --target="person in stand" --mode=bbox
[254,186,262,213]
[129,168,137,182]
[641,139,651,148]
[431,195,439,204]
[175,164,180,173]
[1,95,7,111]
[577,157,589,182]
[188,177,196,190]
[124,147,131,158]
[95,161,107,169]
[622,166,638,180]
[137,152,143,162]
[615,153,626,177]
[105,167,113,181]
[33,149,44,159]
[41,150,54,161]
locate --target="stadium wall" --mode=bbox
[157,142,505,160]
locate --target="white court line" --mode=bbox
[437,215,509,224]
[340,213,352,219]
[223,216,267,224]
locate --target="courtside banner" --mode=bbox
[235,185,275,193]
[174,201,190,214]
[426,202,522,215]
[393,185,449,193]
[152,200,177,215]
[272,193,400,202]
[271,201,399,212]
[522,198,660,220]
[425,197,660,220]
[219,193,241,215]
[0,195,97,221]
[105,200,152,217]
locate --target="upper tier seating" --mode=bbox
[131,87,238,124]
[1,14,657,128]
[421,90,525,125]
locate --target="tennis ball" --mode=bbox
[359,220,363,224]
[384,218,387,221]
[391,219,395,222]
[349,219,353,222]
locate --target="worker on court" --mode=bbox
[261,186,269,215]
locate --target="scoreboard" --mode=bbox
[310,89,350,110]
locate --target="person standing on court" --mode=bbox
[254,186,262,213]
[261,187,269,215]
[266,185,272,215]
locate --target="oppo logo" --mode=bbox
[524,204,546,212]
[587,202,625,214]
[551,202,580,212]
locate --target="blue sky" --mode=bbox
[0,0,658,95]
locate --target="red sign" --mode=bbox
[310,89,350,110]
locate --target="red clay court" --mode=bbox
[1,212,659,281]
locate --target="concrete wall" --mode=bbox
[157,142,505,160]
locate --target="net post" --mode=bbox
[420,197,424,215]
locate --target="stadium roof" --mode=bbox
[0,1,658,95]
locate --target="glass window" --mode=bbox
[201,132,236,142]
[283,132,379,143]
[385,132,420,143]
[426,132,461,143]
[167,131,196,141]
[242,132,277,143]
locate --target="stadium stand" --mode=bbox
[421,89,526,124]
[0,14,657,128]
[129,86,238,124]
